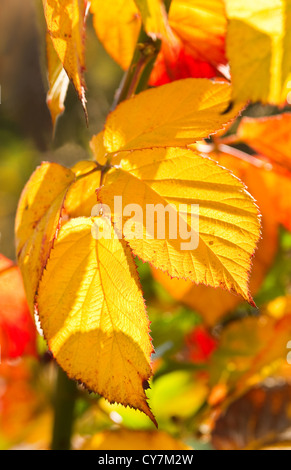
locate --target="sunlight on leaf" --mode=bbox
[43,0,88,116]
[103,79,244,153]
[99,147,261,303]
[36,217,156,423]
[225,0,291,104]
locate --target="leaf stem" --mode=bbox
[218,143,273,169]
[51,365,78,451]
[111,24,162,109]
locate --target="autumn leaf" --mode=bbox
[90,79,260,305]
[90,0,141,70]
[209,308,291,398]
[0,256,36,360]
[153,203,276,323]
[81,429,191,450]
[134,0,168,38]
[63,160,101,218]
[224,118,291,233]
[102,79,244,153]
[15,163,76,310]
[46,33,70,130]
[212,383,291,450]
[152,148,278,325]
[150,0,227,85]
[89,132,108,166]
[225,0,291,104]
[15,161,100,310]
[237,114,291,171]
[98,147,260,304]
[43,0,88,116]
[90,0,227,83]
[185,326,217,363]
[36,217,156,423]
[169,0,227,69]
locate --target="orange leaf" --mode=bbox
[0,360,39,442]
[238,114,291,172]
[150,0,227,85]
[43,0,88,116]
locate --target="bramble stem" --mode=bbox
[112,27,161,109]
[51,366,77,451]
[112,0,173,106]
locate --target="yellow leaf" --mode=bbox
[43,0,88,114]
[90,0,141,70]
[152,151,278,325]
[225,0,291,104]
[64,161,101,218]
[15,163,75,310]
[103,79,243,153]
[134,0,168,37]
[99,147,261,303]
[15,161,101,310]
[90,131,108,166]
[46,34,70,130]
[36,217,155,423]
[81,429,192,450]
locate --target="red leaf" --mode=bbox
[186,326,217,363]
[0,255,37,359]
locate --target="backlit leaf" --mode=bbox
[36,217,155,423]
[46,34,70,130]
[103,79,244,153]
[15,161,101,310]
[90,0,227,82]
[133,0,167,37]
[15,163,75,310]
[238,114,291,171]
[64,161,101,218]
[169,0,227,68]
[43,0,88,114]
[90,0,140,70]
[99,147,261,303]
[225,0,291,104]
[153,151,277,326]
[150,0,227,85]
